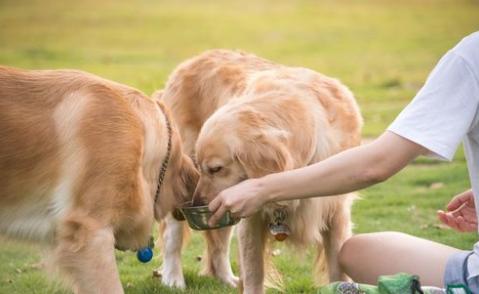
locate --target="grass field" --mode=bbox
[0,0,478,293]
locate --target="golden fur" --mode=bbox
[0,66,198,293]
[158,49,362,293]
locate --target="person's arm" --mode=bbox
[208,131,427,225]
[265,131,426,201]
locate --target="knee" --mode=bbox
[338,233,379,270]
[338,235,358,272]
[339,231,407,270]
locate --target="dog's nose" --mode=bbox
[192,183,209,206]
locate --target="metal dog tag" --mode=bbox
[269,223,291,241]
[269,208,290,241]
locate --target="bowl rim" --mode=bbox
[181,204,209,209]
[180,205,210,214]
[178,203,241,230]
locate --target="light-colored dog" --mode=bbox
[156,49,362,293]
[0,66,198,294]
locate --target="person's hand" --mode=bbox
[208,178,269,226]
[437,189,477,232]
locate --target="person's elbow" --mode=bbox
[359,144,396,185]
[361,165,391,185]
[356,132,422,186]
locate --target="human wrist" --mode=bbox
[255,173,282,204]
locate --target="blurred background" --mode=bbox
[0,0,478,293]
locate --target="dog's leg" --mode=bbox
[321,202,352,282]
[54,217,123,294]
[201,226,238,287]
[157,214,186,288]
[238,213,266,294]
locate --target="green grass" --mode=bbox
[0,0,478,293]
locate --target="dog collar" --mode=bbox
[137,104,172,263]
[154,104,173,206]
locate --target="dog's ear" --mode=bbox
[235,127,294,178]
[178,154,200,202]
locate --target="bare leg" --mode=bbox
[157,214,186,288]
[322,202,352,282]
[339,232,461,287]
[55,220,123,294]
[238,213,267,294]
[202,226,239,287]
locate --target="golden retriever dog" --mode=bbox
[156,49,362,293]
[0,66,198,294]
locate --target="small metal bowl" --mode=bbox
[180,203,240,230]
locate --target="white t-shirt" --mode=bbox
[388,31,479,280]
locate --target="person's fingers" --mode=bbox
[447,196,465,211]
[447,190,472,211]
[208,204,228,227]
[438,210,477,232]
[449,202,468,217]
[437,210,448,224]
[438,210,456,224]
[456,216,468,232]
[443,212,461,231]
[208,196,222,213]
[460,215,478,230]
[466,222,478,231]
[455,216,477,232]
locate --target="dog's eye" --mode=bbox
[208,166,223,174]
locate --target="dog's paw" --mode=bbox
[201,270,239,288]
[163,273,186,289]
[219,274,239,288]
[153,267,186,289]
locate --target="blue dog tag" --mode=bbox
[136,247,153,263]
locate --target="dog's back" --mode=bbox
[160,50,276,155]
[162,50,361,153]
